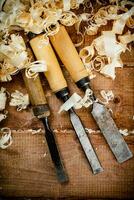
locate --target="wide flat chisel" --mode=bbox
[49,25,133,163]
[28,33,103,174]
[20,41,68,183]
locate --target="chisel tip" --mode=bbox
[93,167,104,175]
[56,166,69,183]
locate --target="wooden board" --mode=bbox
[0,18,134,200]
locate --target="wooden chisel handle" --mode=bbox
[22,72,50,118]
[20,37,50,118]
[23,74,47,106]
[29,34,67,93]
[50,25,89,83]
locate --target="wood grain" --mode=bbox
[0,16,134,200]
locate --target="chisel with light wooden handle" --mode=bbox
[28,33,103,174]
[49,25,133,163]
[20,36,68,183]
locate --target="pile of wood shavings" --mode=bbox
[79,1,134,79]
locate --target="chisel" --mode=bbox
[21,41,68,183]
[49,25,133,163]
[28,33,103,174]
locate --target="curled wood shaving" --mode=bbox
[79,45,95,60]
[0,87,7,111]
[74,32,85,47]
[92,55,106,72]
[26,128,42,135]
[118,31,134,45]
[25,60,47,79]
[70,0,84,9]
[0,127,12,149]
[93,35,105,56]
[75,88,94,109]
[58,89,94,113]
[85,128,100,134]
[120,0,134,7]
[126,16,134,29]
[75,13,92,34]
[0,113,7,122]
[63,0,71,11]
[0,60,19,82]
[9,90,29,111]
[58,93,81,113]
[119,129,134,136]
[112,7,134,34]
[60,11,78,26]
[79,45,95,71]
[98,90,114,104]
[86,25,99,36]
[100,56,123,79]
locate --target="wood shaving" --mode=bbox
[98,90,114,104]
[75,88,94,109]
[118,31,134,45]
[119,129,134,136]
[74,32,84,47]
[30,128,42,135]
[80,28,128,79]
[0,127,12,149]
[59,89,94,113]
[92,56,106,72]
[0,87,7,111]
[60,11,78,26]
[112,7,134,34]
[79,45,95,61]
[63,0,71,11]
[0,113,7,122]
[85,128,100,134]
[100,56,123,79]
[43,152,47,158]
[9,90,29,111]
[126,16,134,29]
[0,0,84,36]
[58,93,81,113]
[25,60,47,79]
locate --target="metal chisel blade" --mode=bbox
[42,117,68,183]
[69,109,103,174]
[91,102,133,163]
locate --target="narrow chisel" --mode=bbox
[28,33,103,174]
[49,25,133,163]
[20,39,68,183]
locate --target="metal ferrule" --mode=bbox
[55,87,69,102]
[27,32,37,40]
[76,77,90,91]
[33,104,50,118]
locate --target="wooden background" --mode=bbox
[0,11,134,200]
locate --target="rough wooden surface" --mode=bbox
[0,22,134,200]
